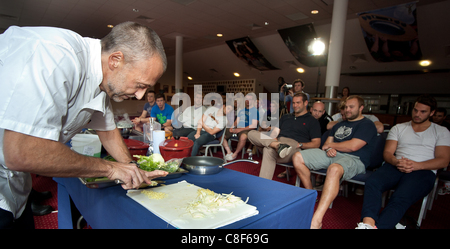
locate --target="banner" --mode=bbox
[277,23,327,67]
[226,37,279,71]
[358,2,422,62]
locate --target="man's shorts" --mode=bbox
[300,148,366,181]
[224,128,252,140]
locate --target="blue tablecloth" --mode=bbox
[55,168,316,229]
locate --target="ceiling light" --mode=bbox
[187,76,193,80]
[216,33,223,37]
[107,25,114,28]
[234,72,240,77]
[419,60,431,66]
[308,38,325,56]
[265,22,269,26]
[311,10,319,14]
[133,8,139,12]
[297,68,305,73]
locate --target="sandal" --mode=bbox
[277,171,287,178]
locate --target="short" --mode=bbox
[224,128,252,140]
[300,148,366,181]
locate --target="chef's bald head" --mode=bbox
[101,21,167,72]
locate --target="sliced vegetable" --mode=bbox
[133,154,181,173]
[183,188,248,219]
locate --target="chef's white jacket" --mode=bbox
[0,26,116,218]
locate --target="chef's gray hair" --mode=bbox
[101,21,167,72]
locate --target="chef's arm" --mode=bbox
[96,128,132,163]
[3,130,167,189]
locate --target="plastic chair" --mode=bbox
[203,128,226,160]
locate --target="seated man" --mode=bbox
[223,94,259,161]
[328,101,384,133]
[310,101,333,135]
[292,95,377,229]
[258,100,279,133]
[150,93,174,132]
[173,91,205,137]
[248,93,321,180]
[432,107,450,131]
[357,95,450,229]
[187,104,231,157]
[132,90,156,132]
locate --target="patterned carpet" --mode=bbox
[31,151,450,229]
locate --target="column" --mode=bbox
[324,0,348,114]
[175,36,183,93]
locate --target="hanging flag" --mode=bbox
[358,1,422,62]
[277,23,327,67]
[226,37,279,71]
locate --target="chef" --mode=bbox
[0,22,168,228]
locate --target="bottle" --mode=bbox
[247,148,253,160]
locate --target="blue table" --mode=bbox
[55,168,316,229]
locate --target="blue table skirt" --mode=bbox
[55,168,316,229]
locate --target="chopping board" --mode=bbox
[126,180,258,229]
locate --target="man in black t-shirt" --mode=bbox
[248,93,321,180]
[310,101,333,135]
[292,95,377,229]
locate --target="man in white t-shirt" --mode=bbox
[173,91,206,137]
[357,95,450,229]
[187,105,228,157]
[0,22,169,228]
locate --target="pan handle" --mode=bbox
[221,159,259,167]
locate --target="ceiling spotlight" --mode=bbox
[308,38,325,56]
[265,22,269,26]
[107,25,114,28]
[297,68,305,73]
[234,72,240,77]
[216,33,223,37]
[132,8,139,12]
[311,10,319,14]
[187,76,193,80]
[419,60,431,66]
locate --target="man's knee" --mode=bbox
[239,133,248,142]
[293,152,309,173]
[327,163,344,178]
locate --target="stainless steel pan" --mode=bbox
[181,156,259,175]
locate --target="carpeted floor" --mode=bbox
[31,150,450,229]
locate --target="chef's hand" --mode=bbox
[107,162,168,189]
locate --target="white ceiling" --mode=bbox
[1,0,450,94]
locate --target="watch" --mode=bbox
[298,143,303,149]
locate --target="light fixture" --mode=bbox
[311,10,319,14]
[132,8,139,12]
[419,60,431,66]
[107,25,114,28]
[308,38,325,56]
[264,22,269,26]
[233,72,240,77]
[296,68,305,73]
[216,33,223,37]
[187,76,193,80]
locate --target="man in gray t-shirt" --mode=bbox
[358,95,450,229]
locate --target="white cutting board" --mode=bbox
[126,181,258,229]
